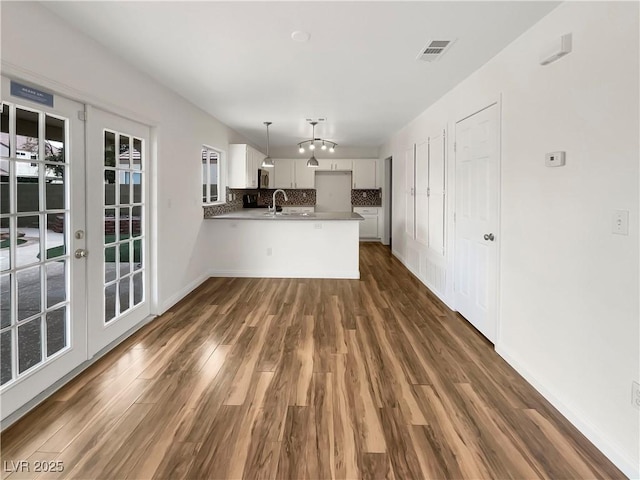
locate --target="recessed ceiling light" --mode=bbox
[291,31,311,42]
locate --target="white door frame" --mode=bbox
[452,99,502,344]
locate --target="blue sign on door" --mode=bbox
[10,81,54,107]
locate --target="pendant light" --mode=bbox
[261,121,274,168]
[306,121,320,167]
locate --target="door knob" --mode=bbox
[483,233,495,241]
[74,248,88,259]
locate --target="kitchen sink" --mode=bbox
[261,212,314,217]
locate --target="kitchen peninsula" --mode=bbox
[205,209,363,279]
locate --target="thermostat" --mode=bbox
[545,151,566,167]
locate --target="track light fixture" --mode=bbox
[298,120,337,160]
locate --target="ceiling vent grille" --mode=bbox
[417,39,456,62]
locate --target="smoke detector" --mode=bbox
[417,39,456,62]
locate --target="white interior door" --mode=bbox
[415,139,429,245]
[428,130,446,256]
[454,103,500,343]
[1,77,87,420]
[86,107,150,357]
[405,146,415,238]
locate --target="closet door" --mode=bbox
[404,146,415,238]
[414,139,429,246]
[428,130,446,255]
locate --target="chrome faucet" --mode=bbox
[270,189,288,215]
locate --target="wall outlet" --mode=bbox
[266,247,272,257]
[632,381,640,409]
[612,210,629,235]
[545,151,566,167]
[314,223,322,230]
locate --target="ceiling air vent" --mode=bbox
[417,39,456,62]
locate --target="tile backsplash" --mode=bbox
[254,188,316,207]
[204,187,382,217]
[203,188,315,217]
[352,189,382,206]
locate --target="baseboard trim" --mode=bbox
[496,345,638,480]
[209,269,360,279]
[160,273,210,314]
[392,250,455,311]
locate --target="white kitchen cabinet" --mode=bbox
[317,158,353,171]
[229,144,264,188]
[274,158,295,188]
[274,159,315,188]
[294,160,315,188]
[354,206,380,239]
[352,158,378,188]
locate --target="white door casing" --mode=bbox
[454,103,500,343]
[86,107,151,357]
[0,77,87,420]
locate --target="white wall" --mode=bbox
[380,2,639,477]
[1,2,251,313]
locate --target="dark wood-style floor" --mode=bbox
[1,243,625,479]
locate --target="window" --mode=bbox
[202,146,221,204]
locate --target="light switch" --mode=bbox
[612,210,629,235]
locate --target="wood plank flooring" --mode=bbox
[0,243,625,479]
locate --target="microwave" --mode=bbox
[258,169,270,189]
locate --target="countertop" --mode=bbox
[206,209,363,221]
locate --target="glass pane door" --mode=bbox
[87,108,150,357]
[103,131,145,323]
[1,77,87,421]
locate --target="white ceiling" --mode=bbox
[43,1,559,150]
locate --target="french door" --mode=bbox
[86,107,150,357]
[0,77,87,419]
[454,103,500,343]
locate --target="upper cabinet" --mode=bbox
[317,158,353,171]
[294,160,315,188]
[273,158,294,188]
[352,159,378,189]
[271,157,379,189]
[229,144,264,188]
[273,159,316,189]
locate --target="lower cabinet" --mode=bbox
[353,207,380,239]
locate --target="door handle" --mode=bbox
[74,248,88,259]
[483,233,495,241]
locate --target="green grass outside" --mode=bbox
[0,238,27,249]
